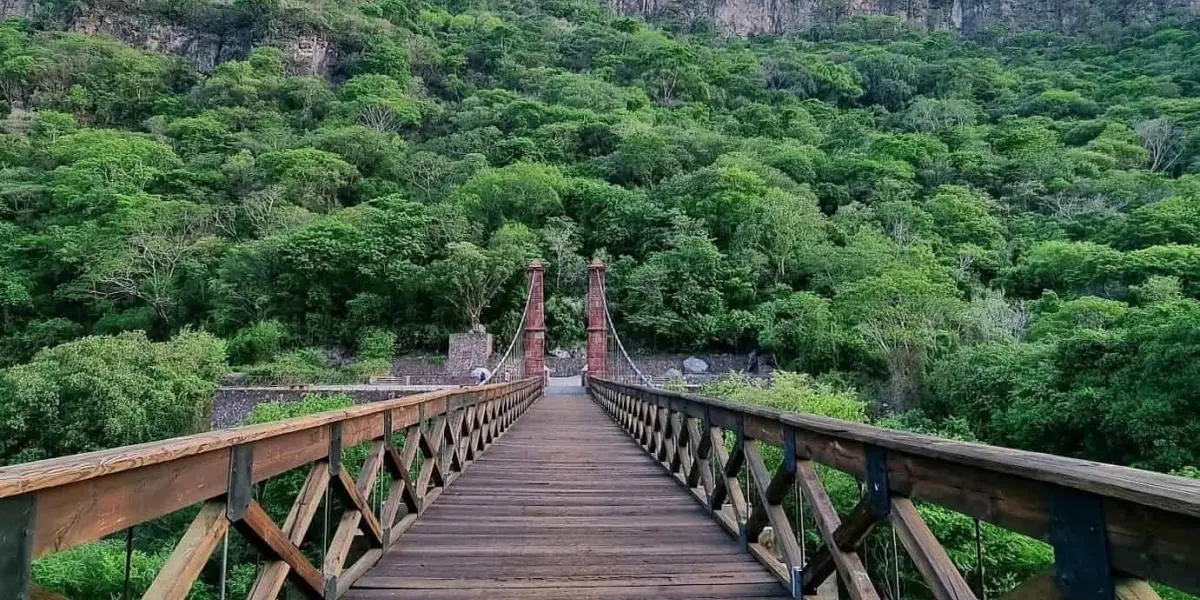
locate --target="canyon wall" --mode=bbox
[0,0,337,76]
[606,0,1200,36]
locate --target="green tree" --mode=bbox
[835,268,964,411]
[0,330,227,464]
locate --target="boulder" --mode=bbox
[665,368,684,378]
[683,357,709,374]
[551,347,571,359]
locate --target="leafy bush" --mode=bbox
[240,349,350,384]
[0,331,227,464]
[357,327,397,361]
[702,371,867,422]
[227,320,288,365]
[33,538,255,600]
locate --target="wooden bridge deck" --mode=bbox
[346,390,788,599]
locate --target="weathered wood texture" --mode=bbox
[348,391,788,599]
[0,380,538,560]
[3,379,541,600]
[590,378,1198,598]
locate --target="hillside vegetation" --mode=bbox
[1,0,1200,467]
[4,0,1200,596]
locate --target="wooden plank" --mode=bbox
[357,441,386,496]
[31,447,230,558]
[143,501,228,600]
[355,573,781,588]
[353,392,786,600]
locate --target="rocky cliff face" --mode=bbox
[0,0,337,76]
[607,0,1200,36]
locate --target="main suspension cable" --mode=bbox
[598,279,654,386]
[482,277,535,385]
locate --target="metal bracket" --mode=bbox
[783,424,797,475]
[790,565,804,599]
[1049,486,1114,600]
[329,422,343,477]
[227,444,254,522]
[738,520,749,552]
[0,494,34,600]
[383,411,393,446]
[324,575,339,600]
[865,445,890,518]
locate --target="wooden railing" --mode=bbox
[0,378,543,600]
[588,378,1200,600]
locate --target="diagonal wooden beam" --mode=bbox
[235,500,325,598]
[801,497,883,592]
[357,441,386,497]
[709,428,748,521]
[248,463,329,600]
[656,408,673,465]
[383,444,419,519]
[688,419,715,496]
[891,497,977,600]
[674,414,693,479]
[743,443,803,570]
[796,460,881,600]
[143,501,228,600]
[417,417,446,492]
[334,467,384,545]
[445,409,465,473]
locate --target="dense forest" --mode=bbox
[3,0,1200,472]
[2,0,1200,595]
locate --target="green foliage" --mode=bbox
[241,348,353,384]
[0,330,227,464]
[228,320,287,365]
[0,0,1197,535]
[703,371,866,422]
[358,327,398,361]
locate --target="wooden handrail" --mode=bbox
[589,377,1200,598]
[1,378,544,600]
[0,381,523,498]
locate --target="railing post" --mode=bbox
[1049,487,1114,600]
[587,258,607,380]
[523,259,546,384]
[0,494,34,600]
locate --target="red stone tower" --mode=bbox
[523,260,546,382]
[586,259,607,381]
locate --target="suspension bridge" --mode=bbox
[2,259,1199,600]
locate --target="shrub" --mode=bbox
[0,330,227,464]
[228,320,288,365]
[702,371,867,422]
[241,349,348,384]
[357,327,397,361]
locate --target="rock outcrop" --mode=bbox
[606,0,1200,37]
[3,0,337,76]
